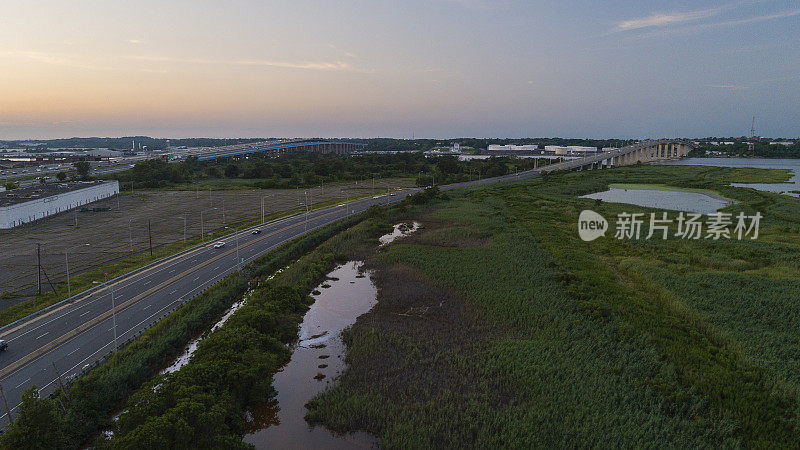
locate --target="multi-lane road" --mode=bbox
[0,169,539,423]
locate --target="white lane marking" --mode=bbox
[80,311,92,317]
[169,289,178,295]
[143,280,152,286]
[143,304,152,310]
[15,377,30,389]
[36,332,49,340]
[68,348,80,356]
[0,210,347,414]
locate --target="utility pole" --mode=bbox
[148,220,153,258]
[0,384,12,425]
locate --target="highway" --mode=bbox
[0,168,539,423]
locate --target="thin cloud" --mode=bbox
[693,9,800,29]
[630,8,800,40]
[1,50,370,73]
[615,8,723,31]
[327,43,358,59]
[706,84,749,90]
[126,39,146,44]
[0,50,110,71]
[128,55,371,72]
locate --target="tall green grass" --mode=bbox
[308,164,800,447]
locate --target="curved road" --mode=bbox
[0,169,539,423]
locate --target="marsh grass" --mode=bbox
[308,164,800,447]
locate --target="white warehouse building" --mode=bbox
[487,144,539,152]
[545,145,598,155]
[0,181,119,229]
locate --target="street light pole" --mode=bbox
[65,243,90,298]
[178,215,187,244]
[128,219,133,252]
[261,195,272,224]
[199,207,218,241]
[303,190,309,232]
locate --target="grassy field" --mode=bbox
[307,164,800,447]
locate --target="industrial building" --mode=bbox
[544,145,598,155]
[487,144,539,152]
[0,181,119,229]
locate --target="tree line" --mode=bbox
[107,151,537,190]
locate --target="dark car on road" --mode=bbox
[0,340,7,352]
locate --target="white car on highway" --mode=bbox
[213,241,226,248]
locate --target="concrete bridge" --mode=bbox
[194,140,366,162]
[538,139,691,173]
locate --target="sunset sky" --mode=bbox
[1,0,798,139]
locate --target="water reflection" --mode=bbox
[659,157,800,197]
[582,188,732,215]
[243,262,379,449]
[379,221,421,246]
[161,292,249,374]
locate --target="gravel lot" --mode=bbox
[0,178,413,303]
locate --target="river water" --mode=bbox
[658,157,800,197]
[583,158,800,213]
[243,261,379,449]
[582,188,732,215]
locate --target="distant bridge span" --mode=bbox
[194,140,366,162]
[538,139,691,173]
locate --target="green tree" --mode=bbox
[56,171,67,181]
[73,161,91,179]
[0,387,66,449]
[436,156,461,175]
[223,164,239,178]
[3,181,18,190]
